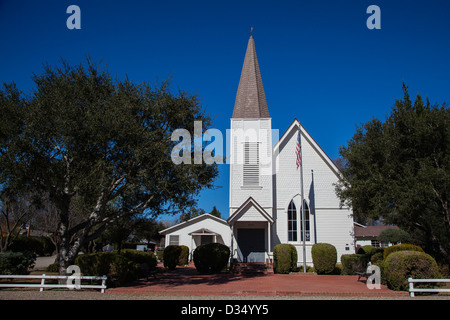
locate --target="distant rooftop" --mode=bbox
[354,224,399,238]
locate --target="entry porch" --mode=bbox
[227,197,274,264]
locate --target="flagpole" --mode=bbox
[297,121,307,273]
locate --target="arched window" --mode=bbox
[300,201,310,242]
[287,201,297,242]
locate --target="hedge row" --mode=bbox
[161,243,230,274]
[8,235,55,256]
[0,251,36,275]
[270,241,441,292]
[382,243,423,260]
[75,249,157,286]
[341,254,369,275]
[341,243,442,292]
[273,243,339,274]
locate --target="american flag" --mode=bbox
[296,127,302,169]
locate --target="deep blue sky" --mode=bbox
[1,0,449,222]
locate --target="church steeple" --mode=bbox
[232,35,270,119]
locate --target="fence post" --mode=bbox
[408,277,414,297]
[40,274,46,292]
[101,275,107,293]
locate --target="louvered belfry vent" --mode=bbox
[243,141,259,186]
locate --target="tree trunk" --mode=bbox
[55,194,74,276]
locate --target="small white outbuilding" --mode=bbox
[159,213,231,259]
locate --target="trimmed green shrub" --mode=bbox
[370,252,384,266]
[75,251,139,286]
[333,263,343,275]
[120,249,157,277]
[383,251,441,291]
[109,254,139,285]
[273,244,297,274]
[289,245,298,271]
[8,236,40,254]
[46,260,60,272]
[383,243,424,260]
[178,245,189,266]
[163,245,182,270]
[0,251,36,275]
[298,264,316,273]
[341,254,369,275]
[121,249,157,267]
[8,236,55,256]
[76,252,112,277]
[311,243,337,274]
[193,243,230,274]
[357,245,377,258]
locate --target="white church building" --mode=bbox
[160,35,354,266]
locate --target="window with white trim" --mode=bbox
[288,201,297,242]
[300,201,310,242]
[169,235,179,246]
[371,240,389,248]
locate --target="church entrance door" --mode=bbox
[237,228,265,262]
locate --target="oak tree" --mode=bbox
[0,59,218,274]
[336,84,449,264]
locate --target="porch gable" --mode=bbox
[227,197,274,224]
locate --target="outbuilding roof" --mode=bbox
[159,213,228,235]
[353,223,399,238]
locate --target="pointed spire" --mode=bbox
[232,35,270,118]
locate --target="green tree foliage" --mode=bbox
[209,206,221,218]
[178,207,206,222]
[179,205,222,222]
[131,217,166,243]
[0,58,218,274]
[336,83,449,264]
[377,228,411,245]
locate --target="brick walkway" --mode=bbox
[107,265,409,297]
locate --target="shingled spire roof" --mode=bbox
[232,35,270,118]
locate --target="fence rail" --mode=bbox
[0,274,107,293]
[408,278,450,297]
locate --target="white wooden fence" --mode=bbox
[408,278,450,297]
[0,274,107,293]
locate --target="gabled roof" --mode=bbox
[227,197,274,224]
[274,118,342,179]
[232,35,270,119]
[159,213,228,235]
